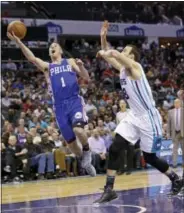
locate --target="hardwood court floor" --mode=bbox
[2,168,184,213]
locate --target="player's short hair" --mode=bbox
[50,42,62,49]
[127,44,140,62]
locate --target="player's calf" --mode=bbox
[73,126,96,176]
[67,141,83,157]
[143,152,183,195]
[94,134,129,204]
[73,126,89,151]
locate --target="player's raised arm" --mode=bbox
[68,58,90,81]
[100,21,110,51]
[7,32,49,72]
[103,49,142,80]
[98,21,123,72]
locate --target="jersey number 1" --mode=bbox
[61,77,66,87]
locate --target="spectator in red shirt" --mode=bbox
[23,98,33,112]
[103,90,110,101]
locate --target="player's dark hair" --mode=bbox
[127,44,140,62]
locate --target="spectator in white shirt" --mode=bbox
[163,99,173,110]
[2,92,11,108]
[97,119,110,132]
[52,132,63,148]
[34,106,42,117]
[6,58,17,71]
[88,129,107,173]
[2,80,6,92]
[116,100,131,124]
[104,115,117,131]
[154,78,162,87]
[112,104,118,115]
[85,99,97,114]
[142,40,150,50]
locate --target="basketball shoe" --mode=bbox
[168,178,183,196]
[177,185,184,196]
[177,170,184,196]
[94,187,118,204]
[81,150,96,177]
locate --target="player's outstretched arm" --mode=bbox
[69,58,90,81]
[103,50,142,80]
[7,32,49,72]
[97,50,122,72]
[100,21,110,51]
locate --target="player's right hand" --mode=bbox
[100,20,109,38]
[7,31,20,43]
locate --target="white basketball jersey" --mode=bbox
[119,65,155,115]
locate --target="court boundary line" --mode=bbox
[2,204,147,213]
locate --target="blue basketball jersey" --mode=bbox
[48,59,80,104]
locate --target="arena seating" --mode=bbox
[2,2,184,24]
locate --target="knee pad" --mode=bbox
[143,152,156,164]
[73,122,85,129]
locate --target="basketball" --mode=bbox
[7,20,27,39]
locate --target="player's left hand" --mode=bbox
[104,49,119,58]
[76,59,84,67]
[96,50,105,58]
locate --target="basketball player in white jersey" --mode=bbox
[94,21,183,203]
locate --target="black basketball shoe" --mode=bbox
[94,187,118,204]
[168,179,183,196]
[177,186,184,197]
[177,178,184,197]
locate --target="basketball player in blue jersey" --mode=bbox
[94,21,183,203]
[7,32,96,177]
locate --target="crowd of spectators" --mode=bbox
[1,39,184,183]
[2,2,184,24]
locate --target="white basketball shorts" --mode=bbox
[115,108,163,153]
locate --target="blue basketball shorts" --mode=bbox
[54,96,88,143]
